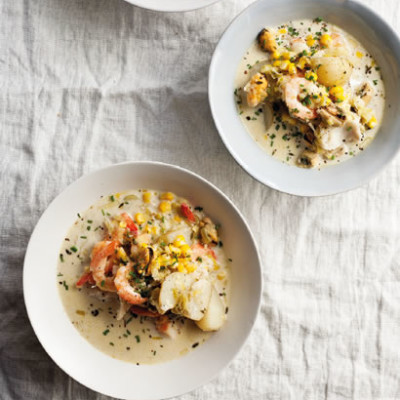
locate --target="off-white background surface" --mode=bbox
[1,0,400,399]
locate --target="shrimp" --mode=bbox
[90,241,119,292]
[191,243,217,261]
[244,72,269,107]
[291,38,308,54]
[155,315,178,338]
[282,77,318,121]
[114,263,147,305]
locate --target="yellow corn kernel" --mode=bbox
[272,50,281,60]
[118,247,128,262]
[288,63,297,75]
[273,59,281,67]
[186,264,197,273]
[115,193,121,199]
[119,220,127,228]
[217,272,226,280]
[356,51,363,58]
[151,226,158,235]
[367,116,377,129]
[174,215,181,222]
[177,263,185,273]
[280,60,289,70]
[282,51,291,60]
[297,56,309,70]
[278,28,287,34]
[305,71,318,82]
[169,245,182,256]
[320,33,332,47]
[159,201,171,213]
[306,34,315,47]
[143,192,151,203]
[160,192,174,201]
[173,235,186,247]
[329,86,345,102]
[134,213,145,225]
[180,244,191,255]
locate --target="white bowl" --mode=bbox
[123,0,220,13]
[209,0,400,196]
[23,161,262,400]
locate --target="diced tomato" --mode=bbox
[76,272,95,287]
[208,248,217,260]
[121,213,138,233]
[130,306,160,318]
[180,203,196,222]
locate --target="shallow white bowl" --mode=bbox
[209,0,400,196]
[23,161,262,400]
[123,0,220,13]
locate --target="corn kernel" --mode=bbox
[173,235,186,247]
[297,56,309,70]
[169,245,182,256]
[356,51,363,58]
[177,264,185,273]
[186,264,197,273]
[151,226,158,235]
[174,215,181,222]
[273,60,281,67]
[180,244,191,255]
[160,192,174,201]
[305,71,318,82]
[288,63,297,75]
[320,33,332,47]
[159,201,171,213]
[280,60,289,70]
[367,116,377,129]
[143,192,151,203]
[306,34,315,47]
[272,50,281,60]
[278,28,287,34]
[282,51,291,60]
[115,193,121,199]
[217,272,226,280]
[329,86,345,102]
[134,213,145,225]
[119,220,127,228]
[118,247,128,262]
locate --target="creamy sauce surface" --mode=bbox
[235,18,385,169]
[57,190,230,365]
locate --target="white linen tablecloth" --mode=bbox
[1,0,400,398]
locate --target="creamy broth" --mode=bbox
[57,190,230,365]
[235,18,385,169]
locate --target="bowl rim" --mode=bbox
[208,0,400,197]
[122,0,221,13]
[23,160,263,399]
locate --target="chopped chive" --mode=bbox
[59,254,64,262]
[63,281,69,291]
[80,236,87,239]
[103,329,110,336]
[110,195,115,202]
[135,335,141,343]
[70,246,78,253]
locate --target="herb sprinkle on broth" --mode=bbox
[235,18,385,169]
[57,190,230,364]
